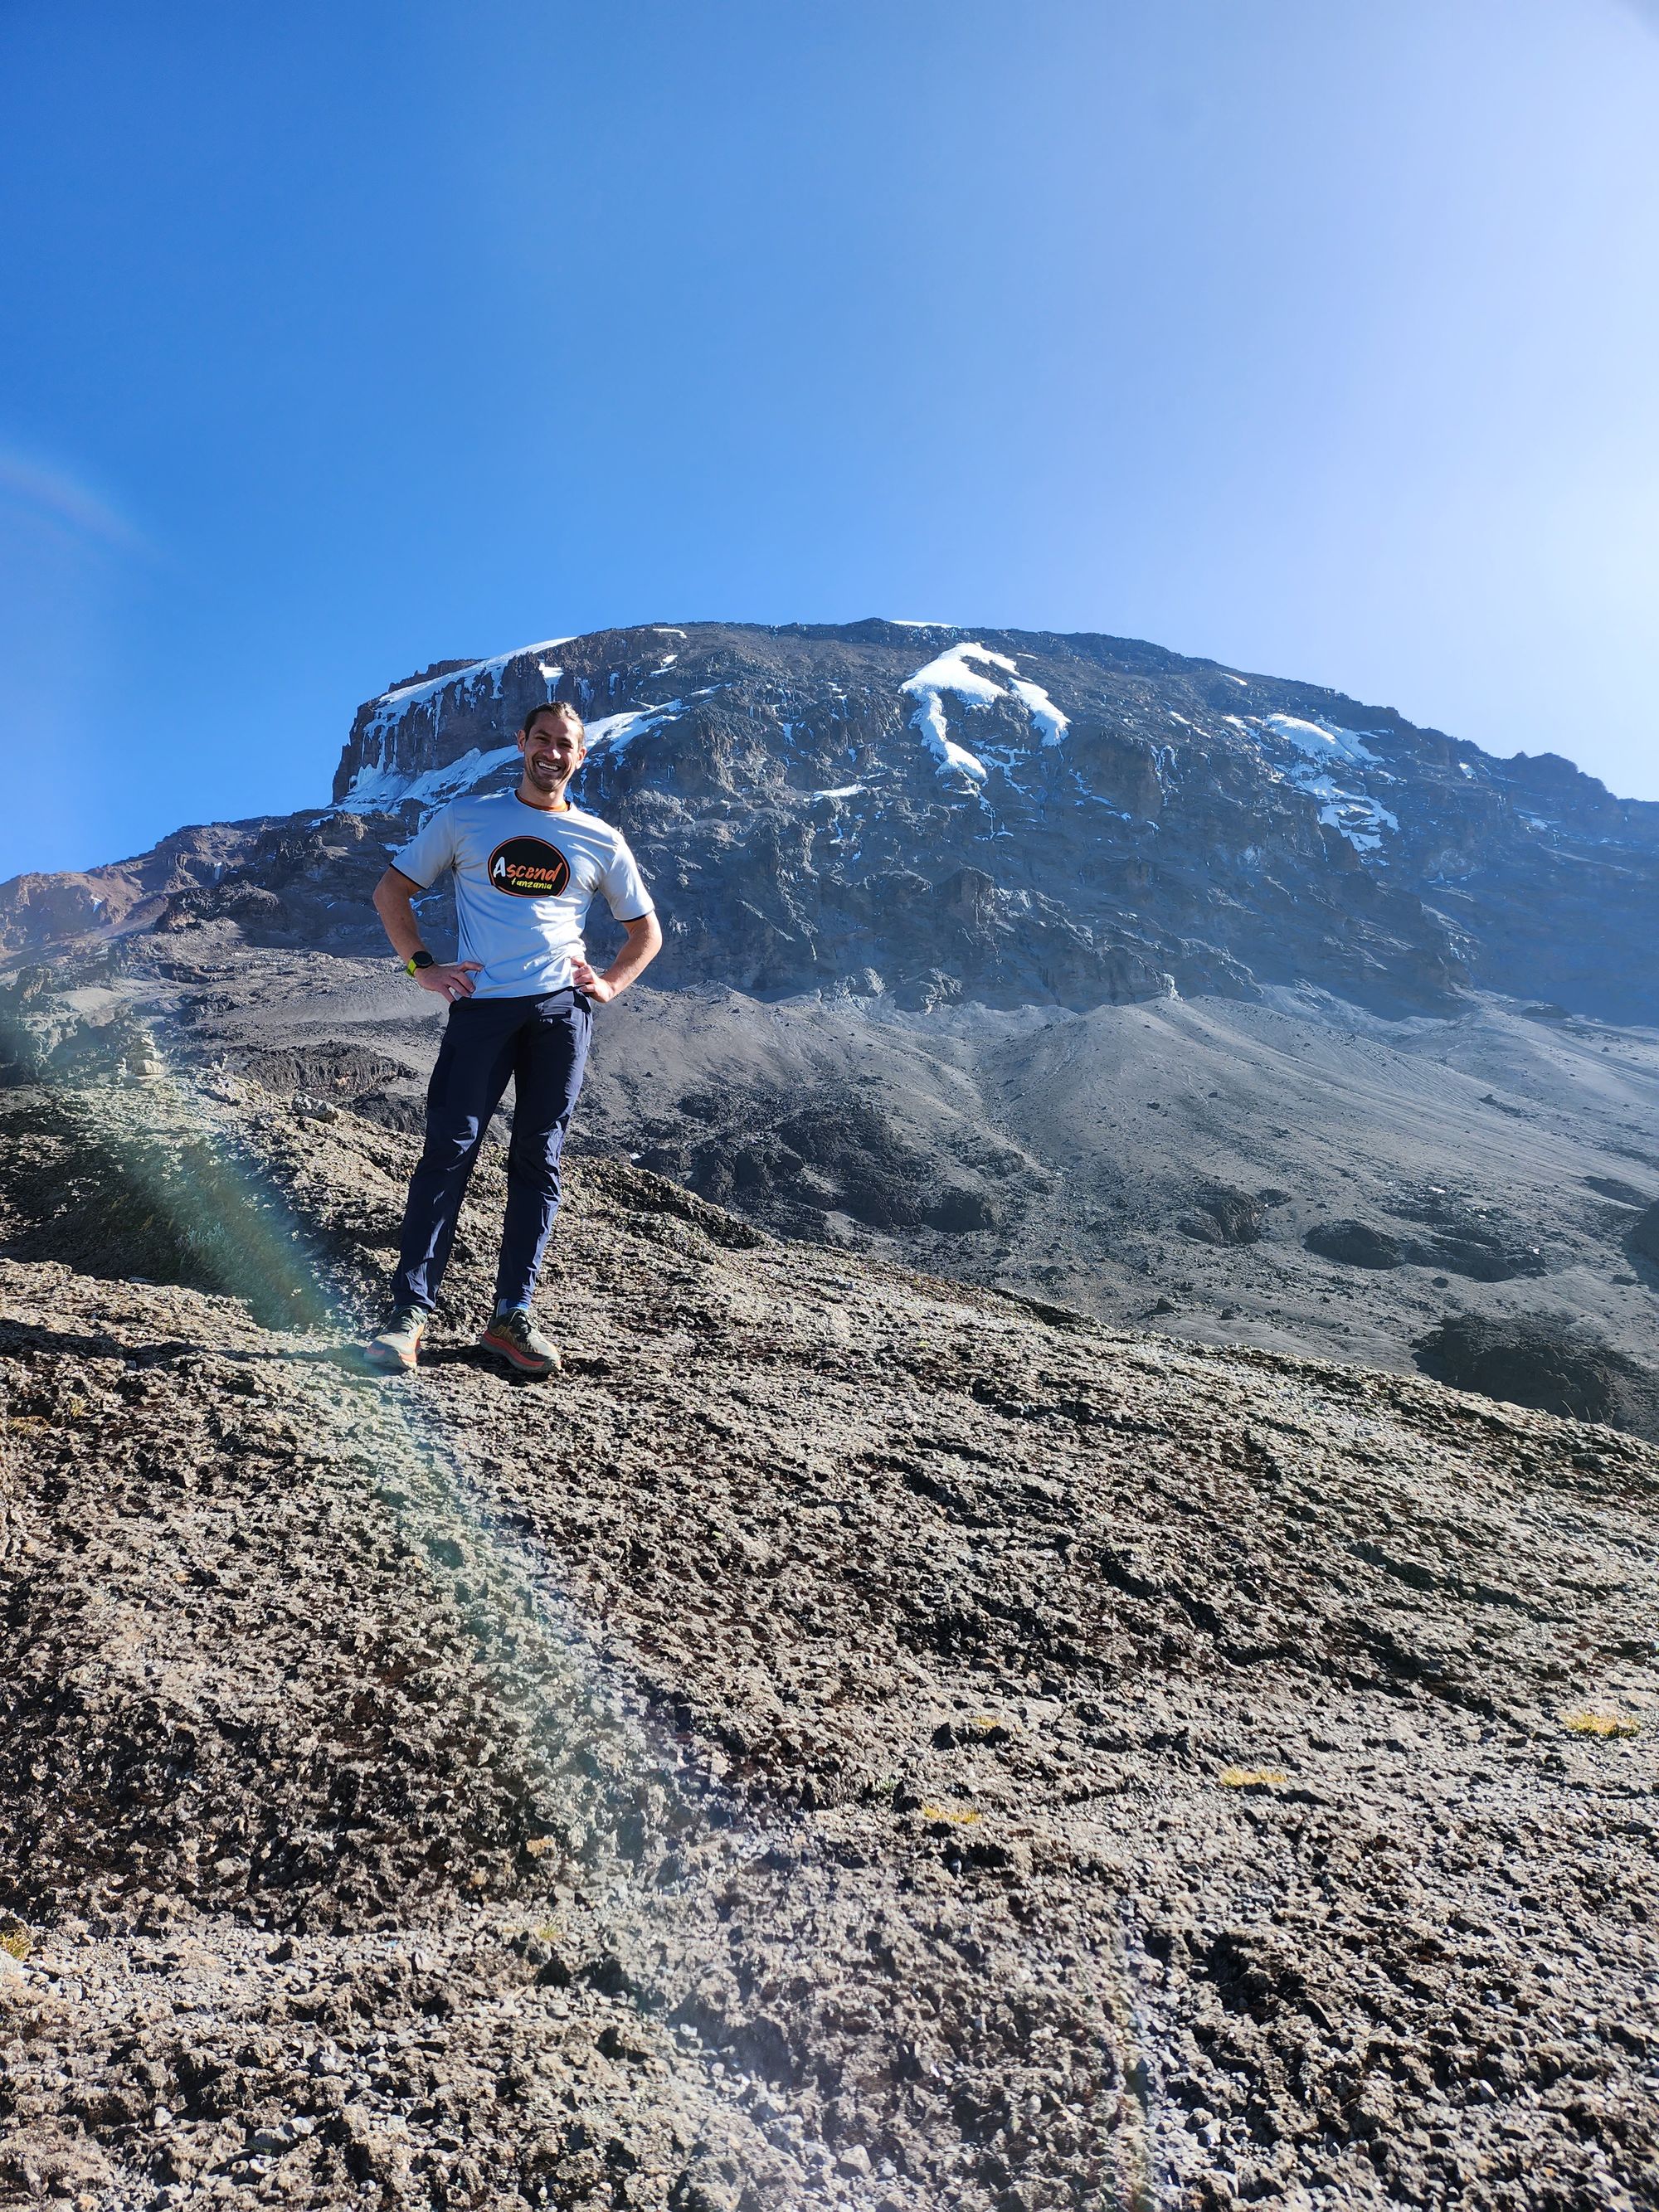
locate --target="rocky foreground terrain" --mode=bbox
[2,1072,1656,2211]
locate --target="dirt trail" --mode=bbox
[1,1080,1656,2212]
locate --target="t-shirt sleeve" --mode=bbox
[598,834,654,922]
[389,805,461,892]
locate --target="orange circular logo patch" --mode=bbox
[486,837,571,899]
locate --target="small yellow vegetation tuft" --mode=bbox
[1218,1767,1288,1789]
[920,1803,982,1825]
[1561,1710,1641,1739]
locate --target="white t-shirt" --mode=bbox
[392,790,654,999]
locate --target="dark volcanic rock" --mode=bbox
[1379,1182,1547,1280]
[1630,1199,1659,1266]
[773,1101,967,1231]
[1413,1229,1545,1282]
[228,1040,409,1096]
[6,619,1659,1023]
[1585,1174,1652,1208]
[1413,1314,1659,1440]
[1305,1218,1405,1269]
[682,1097,1000,1237]
[1176,1184,1266,1247]
[1305,1210,1545,1281]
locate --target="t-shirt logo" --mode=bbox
[487,837,572,899]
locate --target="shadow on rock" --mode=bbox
[1413,1313,1659,1442]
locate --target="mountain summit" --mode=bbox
[328,618,1657,1023]
[5,620,1657,1024]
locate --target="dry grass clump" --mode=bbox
[1560,1709,1641,1738]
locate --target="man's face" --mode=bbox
[518,711,585,795]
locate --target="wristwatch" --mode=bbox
[405,950,436,976]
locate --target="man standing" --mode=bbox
[364,700,661,1376]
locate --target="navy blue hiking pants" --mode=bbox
[392,988,591,1314]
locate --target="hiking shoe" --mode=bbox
[364,1305,429,1373]
[480,1306,561,1377]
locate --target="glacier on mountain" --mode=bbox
[900,642,1071,785]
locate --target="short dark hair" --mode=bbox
[521,700,585,742]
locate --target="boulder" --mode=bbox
[1414,1315,1659,1441]
[1178,1187,1267,1247]
[1305,1219,1404,1270]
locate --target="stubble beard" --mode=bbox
[525,759,570,801]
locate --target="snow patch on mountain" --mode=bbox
[337,744,522,817]
[1308,780,1400,853]
[902,645,999,784]
[1261,713,1381,771]
[586,702,685,759]
[905,642,1014,709]
[1240,714,1399,855]
[364,641,571,741]
[900,643,1070,785]
[1008,676,1069,747]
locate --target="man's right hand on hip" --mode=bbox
[416,961,483,1004]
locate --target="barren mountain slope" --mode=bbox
[2,1077,1656,2212]
[11,936,1655,1437]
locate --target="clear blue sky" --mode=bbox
[4,0,1658,881]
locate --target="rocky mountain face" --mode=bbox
[4,620,1657,1023]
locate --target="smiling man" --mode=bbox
[363,700,661,1376]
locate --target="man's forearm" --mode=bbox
[372,875,426,963]
[597,916,663,997]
